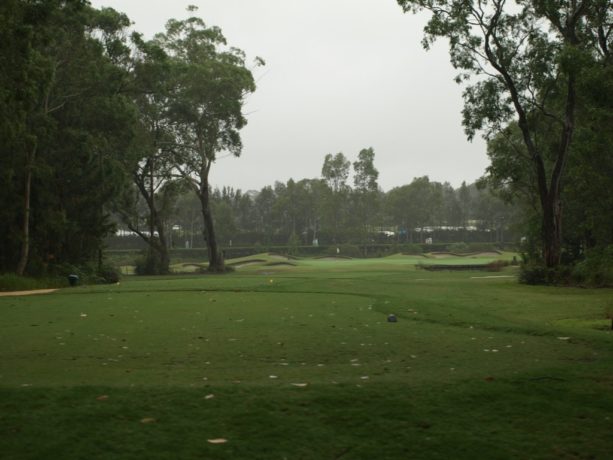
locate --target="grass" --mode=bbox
[0,254,612,459]
[0,273,66,292]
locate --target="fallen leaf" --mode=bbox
[140,417,156,424]
[204,394,215,400]
[207,438,228,444]
[96,395,109,401]
[291,383,308,387]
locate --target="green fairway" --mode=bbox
[1,255,612,459]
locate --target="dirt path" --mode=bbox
[0,288,59,297]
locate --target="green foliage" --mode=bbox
[148,9,260,272]
[519,261,573,286]
[485,260,510,272]
[286,232,301,256]
[399,243,423,255]
[571,246,613,287]
[398,0,612,269]
[448,242,469,254]
[0,0,136,274]
[97,263,121,284]
[134,249,164,276]
[321,152,350,193]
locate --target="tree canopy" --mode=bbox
[397,0,612,268]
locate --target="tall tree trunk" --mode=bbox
[16,145,36,275]
[199,177,224,272]
[542,192,563,268]
[152,212,170,274]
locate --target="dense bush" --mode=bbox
[521,245,613,287]
[486,260,510,272]
[97,264,121,284]
[448,242,469,254]
[134,250,165,276]
[400,244,423,255]
[519,261,573,285]
[571,246,613,287]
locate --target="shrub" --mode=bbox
[520,260,573,285]
[134,250,164,275]
[486,260,510,272]
[287,233,301,256]
[448,242,469,254]
[519,261,549,285]
[400,244,423,255]
[97,264,121,284]
[571,245,613,287]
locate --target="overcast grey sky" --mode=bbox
[91,0,489,192]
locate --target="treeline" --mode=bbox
[0,1,135,276]
[0,0,259,276]
[395,0,613,285]
[109,150,517,253]
[2,1,611,286]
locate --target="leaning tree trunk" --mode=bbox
[133,172,171,274]
[198,176,224,273]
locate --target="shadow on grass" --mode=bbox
[2,375,612,460]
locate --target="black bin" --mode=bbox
[68,274,79,286]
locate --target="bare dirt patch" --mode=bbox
[0,289,58,297]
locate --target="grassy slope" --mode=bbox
[0,257,611,459]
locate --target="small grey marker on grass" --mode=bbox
[387,314,397,323]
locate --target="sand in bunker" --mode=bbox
[0,289,58,297]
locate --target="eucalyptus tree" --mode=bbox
[116,34,179,274]
[457,181,473,227]
[155,10,262,271]
[321,152,351,243]
[272,178,324,245]
[352,147,381,242]
[385,177,438,243]
[397,0,612,267]
[254,186,276,240]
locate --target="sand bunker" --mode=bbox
[428,251,502,258]
[315,256,353,261]
[0,289,58,297]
